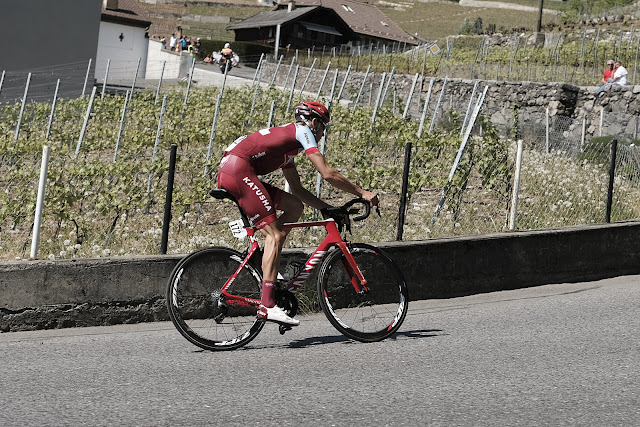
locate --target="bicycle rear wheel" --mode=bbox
[318,243,408,342]
[167,247,264,351]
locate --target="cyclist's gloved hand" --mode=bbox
[320,206,350,233]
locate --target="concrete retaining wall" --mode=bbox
[2,220,639,331]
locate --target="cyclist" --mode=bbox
[217,101,379,326]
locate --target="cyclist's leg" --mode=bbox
[259,221,286,306]
[275,190,304,226]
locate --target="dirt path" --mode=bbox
[458,0,559,15]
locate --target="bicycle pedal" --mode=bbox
[279,324,293,335]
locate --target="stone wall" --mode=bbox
[2,221,640,332]
[262,61,640,140]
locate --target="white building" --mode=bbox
[96,0,152,81]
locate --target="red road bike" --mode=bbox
[167,189,408,351]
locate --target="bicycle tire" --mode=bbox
[167,246,264,351]
[318,243,408,342]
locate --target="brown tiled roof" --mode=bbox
[102,0,151,28]
[274,0,419,45]
[228,7,318,30]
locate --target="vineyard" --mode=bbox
[279,27,640,87]
[1,72,640,261]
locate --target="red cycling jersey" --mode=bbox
[217,123,320,229]
[222,123,319,175]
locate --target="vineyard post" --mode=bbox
[396,141,412,241]
[605,139,618,223]
[369,72,386,134]
[76,87,97,159]
[130,57,141,98]
[508,39,513,78]
[13,72,31,144]
[327,68,339,110]
[269,54,284,87]
[45,79,60,140]
[580,30,586,71]
[161,144,178,254]
[315,69,338,199]
[460,81,479,137]
[286,65,299,113]
[336,64,352,101]
[30,145,50,260]
[581,115,586,152]
[267,100,276,127]
[101,58,110,100]
[508,139,524,231]
[246,62,264,129]
[205,91,223,176]
[299,58,317,96]
[428,77,448,134]
[393,89,396,114]
[282,56,296,90]
[546,107,550,154]
[635,116,639,140]
[220,60,230,99]
[593,29,600,80]
[381,66,395,107]
[353,64,371,109]
[0,70,5,97]
[147,94,168,199]
[417,78,434,139]
[154,61,165,106]
[251,53,265,86]
[402,73,419,120]
[617,30,623,57]
[182,57,196,111]
[420,44,428,90]
[599,109,604,137]
[111,90,130,161]
[315,129,328,199]
[634,36,639,85]
[431,85,488,224]
[316,60,331,97]
[82,58,92,96]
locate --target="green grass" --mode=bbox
[378,1,562,41]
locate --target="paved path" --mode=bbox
[1,275,639,426]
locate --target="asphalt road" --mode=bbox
[2,275,639,426]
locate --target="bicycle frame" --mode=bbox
[219,218,369,308]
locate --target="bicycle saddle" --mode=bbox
[210,189,238,203]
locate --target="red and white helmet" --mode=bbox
[294,101,330,125]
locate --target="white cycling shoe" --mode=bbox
[257,304,300,326]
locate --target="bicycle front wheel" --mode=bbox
[318,243,408,342]
[167,247,264,351]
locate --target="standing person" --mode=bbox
[160,36,167,50]
[188,42,197,58]
[180,36,188,52]
[216,101,379,326]
[611,60,628,86]
[169,33,177,51]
